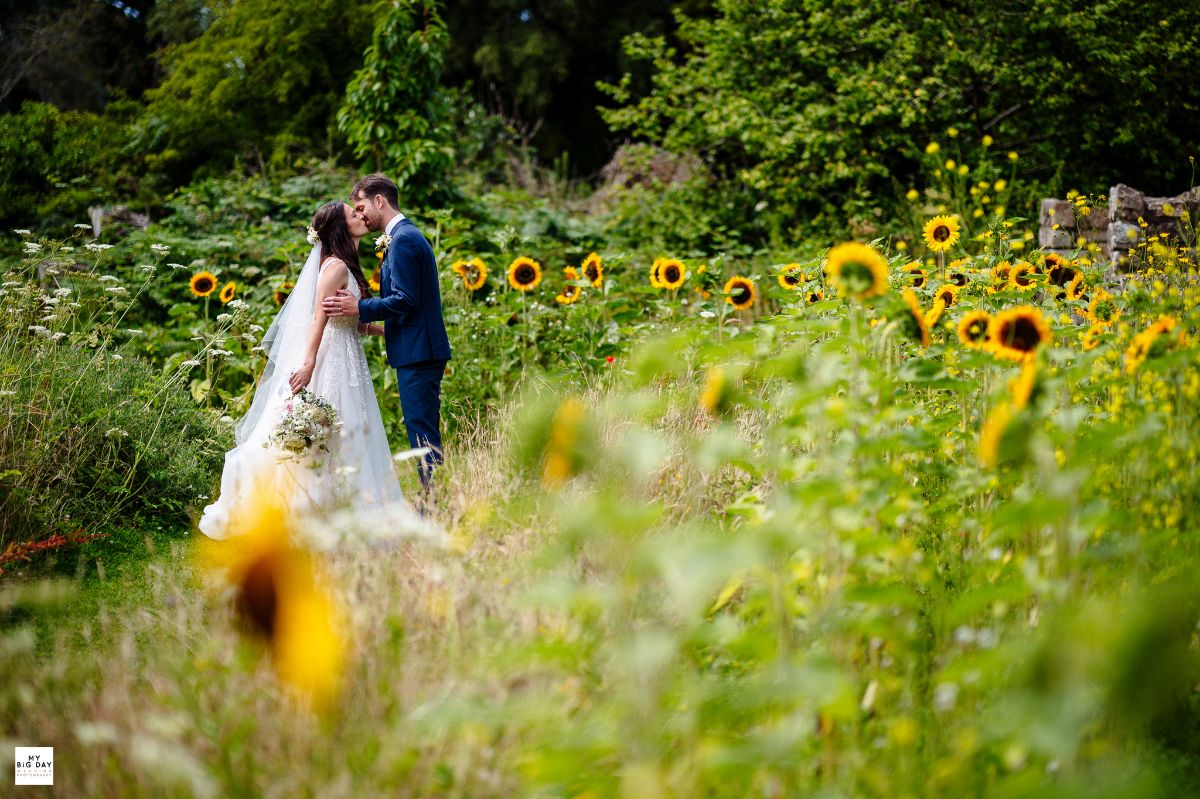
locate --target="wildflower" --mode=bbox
[105,286,128,295]
[945,159,956,171]
[994,180,1007,192]
[74,223,91,230]
[922,216,961,252]
[806,289,824,305]
[1044,253,1076,287]
[778,264,805,289]
[1008,151,1019,161]
[219,282,237,304]
[28,325,50,337]
[167,262,186,269]
[151,243,171,255]
[1124,316,1178,374]
[228,299,248,312]
[507,257,542,292]
[658,259,687,290]
[898,289,931,347]
[581,252,603,287]
[555,267,582,305]
[982,134,994,147]
[190,272,218,298]
[723,276,758,310]
[957,310,990,348]
[23,242,42,254]
[988,306,1052,362]
[13,229,31,235]
[86,243,116,252]
[906,189,919,201]
[926,142,940,155]
[1056,273,1085,302]
[826,242,888,300]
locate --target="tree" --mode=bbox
[134,0,376,182]
[601,0,1200,242]
[337,0,455,207]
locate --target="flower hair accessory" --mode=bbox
[306,225,320,246]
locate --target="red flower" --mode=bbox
[605,356,615,364]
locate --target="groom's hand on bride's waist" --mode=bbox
[322,289,359,318]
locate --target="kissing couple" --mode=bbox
[198,174,452,544]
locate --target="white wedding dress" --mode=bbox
[199,246,424,548]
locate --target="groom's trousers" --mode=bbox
[396,358,447,490]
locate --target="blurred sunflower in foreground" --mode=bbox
[196,490,345,711]
[826,242,888,301]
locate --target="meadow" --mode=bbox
[1,135,1198,797]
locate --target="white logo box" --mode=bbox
[14,747,54,786]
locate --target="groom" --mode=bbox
[323,173,451,492]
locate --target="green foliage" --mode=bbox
[338,0,456,207]
[601,0,1200,244]
[136,0,376,182]
[0,100,149,229]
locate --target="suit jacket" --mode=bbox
[357,218,452,368]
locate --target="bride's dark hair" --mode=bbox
[311,202,372,298]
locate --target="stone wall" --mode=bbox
[1038,184,1198,269]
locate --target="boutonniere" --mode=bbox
[375,233,393,254]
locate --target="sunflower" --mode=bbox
[922,215,961,252]
[507,256,542,292]
[933,283,960,308]
[957,310,990,348]
[806,289,824,305]
[659,259,687,290]
[190,271,218,298]
[898,289,931,347]
[978,401,1014,468]
[1007,262,1037,291]
[649,258,665,288]
[987,306,1052,362]
[1081,323,1104,351]
[902,262,927,288]
[778,264,805,289]
[555,266,582,305]
[1124,315,1178,374]
[1085,289,1120,326]
[1044,253,1077,287]
[925,298,947,327]
[454,258,487,291]
[989,261,1013,290]
[826,242,889,300]
[699,365,733,415]
[542,396,589,488]
[368,269,382,293]
[273,281,295,306]
[724,276,758,310]
[196,486,344,711]
[581,252,604,287]
[219,281,237,303]
[1056,272,1085,302]
[1008,360,1039,409]
[947,257,971,286]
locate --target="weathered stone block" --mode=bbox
[1040,199,1076,229]
[1039,227,1075,249]
[1108,221,1142,252]
[1109,183,1145,222]
[1075,208,1109,235]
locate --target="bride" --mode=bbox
[198,201,409,544]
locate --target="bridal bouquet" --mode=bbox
[265,388,343,463]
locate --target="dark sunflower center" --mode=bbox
[784,272,800,286]
[933,225,951,242]
[664,265,681,283]
[1096,302,1115,321]
[1014,271,1032,286]
[968,320,987,340]
[585,265,598,281]
[1001,317,1043,352]
[912,273,925,287]
[196,278,213,291]
[236,558,278,638]
[938,289,955,305]
[515,264,536,284]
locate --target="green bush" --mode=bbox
[0,276,228,572]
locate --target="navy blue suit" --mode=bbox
[357,217,451,487]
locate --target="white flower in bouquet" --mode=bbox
[265,388,343,463]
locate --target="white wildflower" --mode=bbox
[167,262,186,270]
[124,329,143,336]
[250,346,266,354]
[54,287,71,297]
[85,243,114,252]
[105,286,128,295]
[74,223,92,230]
[215,313,232,324]
[249,324,264,333]
[180,360,201,369]
[59,246,75,253]
[150,243,170,255]
[111,353,123,360]
[28,325,49,337]
[50,332,66,341]
[0,390,16,397]
[104,427,129,438]
[13,229,31,235]
[98,275,120,282]
[23,242,42,254]
[138,263,156,273]
[227,299,247,311]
